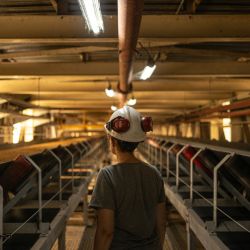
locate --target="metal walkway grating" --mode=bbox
[52,225,85,250]
[78,225,96,250]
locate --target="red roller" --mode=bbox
[182,147,213,177]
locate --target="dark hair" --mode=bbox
[115,138,139,152]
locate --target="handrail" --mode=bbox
[144,136,249,232]
[25,156,43,232]
[155,136,250,158]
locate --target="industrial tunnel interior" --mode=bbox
[0,0,250,249]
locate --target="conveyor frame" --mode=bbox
[0,137,107,250]
[139,136,250,250]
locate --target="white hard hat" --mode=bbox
[105,106,146,142]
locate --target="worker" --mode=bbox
[90,106,166,250]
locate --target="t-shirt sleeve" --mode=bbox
[158,178,165,203]
[89,168,115,210]
[157,172,165,203]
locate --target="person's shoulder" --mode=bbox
[140,162,161,176]
[99,165,116,175]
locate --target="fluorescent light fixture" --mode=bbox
[111,105,117,111]
[127,96,137,106]
[140,64,156,80]
[77,0,104,34]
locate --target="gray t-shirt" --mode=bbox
[89,162,165,250]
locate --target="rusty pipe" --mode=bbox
[118,0,144,107]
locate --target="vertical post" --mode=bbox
[48,150,62,201]
[0,185,3,250]
[166,143,177,179]
[176,145,189,189]
[186,221,194,250]
[85,140,91,150]
[64,148,75,192]
[159,141,168,174]
[83,192,89,226]
[213,153,232,227]
[75,144,84,156]
[190,148,203,202]
[58,226,66,250]
[25,156,43,232]
[80,142,88,154]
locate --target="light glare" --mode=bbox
[127,97,137,106]
[111,105,117,111]
[77,0,104,34]
[105,88,115,97]
[140,65,156,80]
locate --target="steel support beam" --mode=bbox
[1,62,250,77]
[0,78,249,92]
[0,15,250,39]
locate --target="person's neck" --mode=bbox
[116,152,140,164]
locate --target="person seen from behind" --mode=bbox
[90,106,166,250]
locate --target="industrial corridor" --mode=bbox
[0,0,250,249]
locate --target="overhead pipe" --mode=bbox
[168,98,250,123]
[117,0,144,106]
[190,99,250,117]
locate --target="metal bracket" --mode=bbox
[176,145,189,189]
[190,148,204,202]
[166,143,177,179]
[64,148,75,191]
[159,140,168,174]
[25,156,43,233]
[80,142,88,153]
[47,150,62,201]
[213,153,234,228]
[74,144,84,156]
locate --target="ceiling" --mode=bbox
[0,0,250,125]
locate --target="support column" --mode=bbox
[241,116,250,143]
[83,193,89,226]
[200,122,210,140]
[58,226,66,250]
[210,119,219,141]
[231,117,243,142]
[186,222,195,250]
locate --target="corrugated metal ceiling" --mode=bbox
[1,0,250,15]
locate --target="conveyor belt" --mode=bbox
[0,137,107,250]
[139,136,250,250]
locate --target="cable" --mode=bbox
[168,168,250,233]
[141,148,250,234]
[3,143,104,244]
[176,0,185,15]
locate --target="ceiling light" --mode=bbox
[105,82,115,97]
[111,105,117,111]
[140,64,156,80]
[77,0,104,34]
[127,96,137,106]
